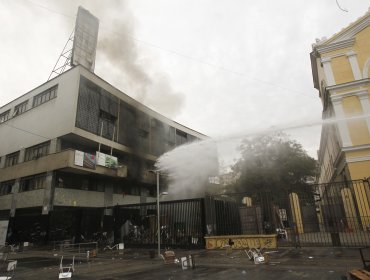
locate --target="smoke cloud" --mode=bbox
[96,2,185,117]
[55,1,185,117]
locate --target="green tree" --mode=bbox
[231,132,317,195]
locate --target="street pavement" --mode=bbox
[0,246,365,279]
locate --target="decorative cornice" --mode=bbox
[342,143,370,152]
[346,156,370,163]
[315,38,355,55]
[327,78,370,92]
[331,89,369,102]
[330,13,370,44]
[321,57,331,63]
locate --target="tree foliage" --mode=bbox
[231,132,317,195]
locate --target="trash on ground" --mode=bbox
[245,248,265,264]
[58,256,74,279]
[181,255,195,270]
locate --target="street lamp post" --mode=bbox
[156,171,160,258]
[153,170,168,258]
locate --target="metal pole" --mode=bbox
[157,171,160,257]
[98,121,104,153]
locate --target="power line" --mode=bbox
[21,0,75,19]
[104,27,316,100]
[3,122,50,140]
[335,0,348,13]
[18,0,316,101]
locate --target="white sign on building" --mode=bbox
[71,6,99,72]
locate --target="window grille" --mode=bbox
[32,85,58,107]
[0,110,10,123]
[13,101,28,117]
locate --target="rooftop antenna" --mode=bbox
[335,0,348,12]
[47,29,74,81]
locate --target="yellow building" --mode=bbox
[311,10,370,183]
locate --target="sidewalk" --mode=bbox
[0,246,365,279]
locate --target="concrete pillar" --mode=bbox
[140,187,148,204]
[49,138,58,154]
[347,51,362,80]
[104,185,113,208]
[289,192,304,234]
[10,179,20,218]
[42,172,54,215]
[0,156,5,168]
[18,148,25,164]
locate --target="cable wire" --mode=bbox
[17,0,316,100]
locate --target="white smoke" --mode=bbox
[155,139,219,199]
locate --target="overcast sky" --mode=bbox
[1,0,369,165]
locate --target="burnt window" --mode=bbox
[24,141,50,161]
[4,151,19,167]
[19,173,47,192]
[0,180,14,195]
[99,110,117,140]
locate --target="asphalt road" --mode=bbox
[0,247,363,279]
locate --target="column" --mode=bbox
[340,188,359,231]
[49,138,60,154]
[357,91,370,133]
[321,57,336,86]
[289,192,304,234]
[42,172,54,215]
[10,179,20,218]
[104,185,113,208]
[18,148,25,164]
[353,181,370,231]
[347,51,362,80]
[331,98,352,147]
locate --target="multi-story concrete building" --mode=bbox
[311,10,370,183]
[0,65,206,243]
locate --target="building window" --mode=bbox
[0,180,14,195]
[4,152,19,168]
[24,141,50,161]
[32,85,57,108]
[13,101,28,117]
[19,174,46,192]
[176,129,188,145]
[0,110,10,123]
[99,110,117,140]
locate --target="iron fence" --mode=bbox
[206,179,370,247]
[113,198,205,249]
